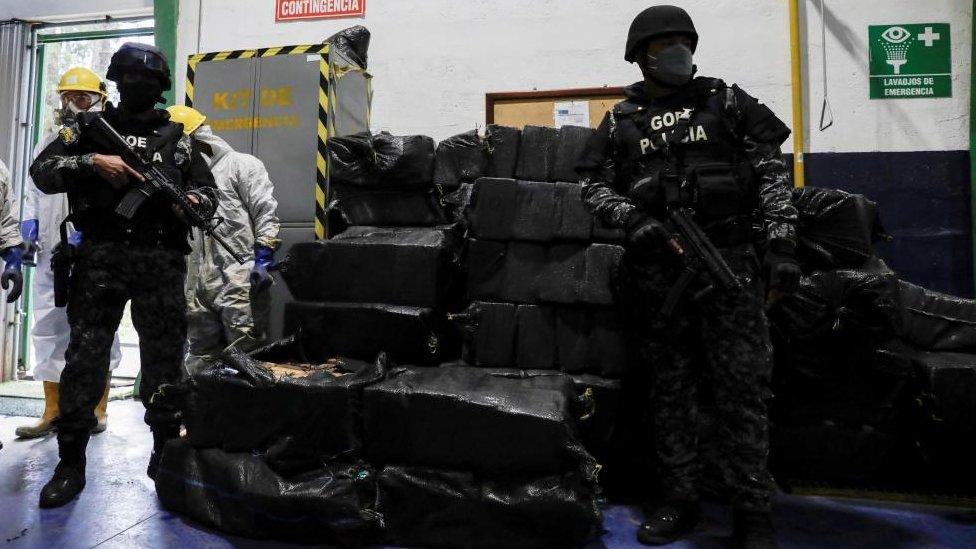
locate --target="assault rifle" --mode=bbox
[77,112,245,264]
[659,204,743,317]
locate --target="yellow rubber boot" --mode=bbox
[15,381,60,439]
[92,381,110,434]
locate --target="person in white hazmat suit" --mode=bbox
[167,105,281,376]
[15,68,121,440]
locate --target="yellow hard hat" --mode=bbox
[57,67,107,97]
[166,105,207,135]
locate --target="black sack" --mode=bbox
[453,301,518,367]
[182,352,386,463]
[363,367,596,476]
[156,440,382,546]
[551,125,595,183]
[792,186,891,271]
[896,280,976,351]
[376,465,601,549]
[282,226,462,307]
[329,185,448,227]
[328,132,436,189]
[486,124,521,178]
[468,178,594,242]
[467,239,623,306]
[515,125,559,182]
[284,301,457,364]
[325,25,371,68]
[433,129,488,190]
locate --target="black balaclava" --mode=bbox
[644,43,696,88]
[119,73,163,113]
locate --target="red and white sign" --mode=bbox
[276,0,366,22]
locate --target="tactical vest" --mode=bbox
[64,106,195,249]
[610,78,759,241]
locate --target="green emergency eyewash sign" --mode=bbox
[869,23,951,99]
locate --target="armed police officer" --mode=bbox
[577,6,800,549]
[30,43,217,508]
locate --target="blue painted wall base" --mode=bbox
[792,150,974,297]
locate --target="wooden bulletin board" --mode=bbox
[486,87,625,129]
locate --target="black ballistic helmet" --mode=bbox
[106,42,172,91]
[625,5,699,62]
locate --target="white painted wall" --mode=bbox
[802,0,972,153]
[0,0,152,21]
[173,0,970,153]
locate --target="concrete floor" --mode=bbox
[1,399,975,548]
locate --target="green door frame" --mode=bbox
[154,0,179,107]
[971,0,976,295]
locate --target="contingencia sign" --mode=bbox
[869,23,951,99]
[276,0,366,21]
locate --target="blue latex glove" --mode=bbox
[249,246,274,294]
[1,246,23,303]
[68,230,83,247]
[21,219,38,266]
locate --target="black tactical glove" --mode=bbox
[1,268,23,303]
[764,239,801,295]
[626,211,683,255]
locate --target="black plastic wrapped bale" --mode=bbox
[769,271,911,427]
[282,226,462,307]
[433,129,488,190]
[893,342,976,487]
[792,186,891,272]
[156,440,382,546]
[552,125,595,183]
[467,240,623,306]
[486,124,521,178]
[555,307,629,377]
[467,178,519,241]
[555,181,594,241]
[896,280,976,351]
[515,125,559,182]
[325,25,370,68]
[328,132,436,189]
[468,178,595,242]
[453,301,517,367]
[329,185,447,227]
[284,302,456,364]
[363,367,595,476]
[376,465,601,549]
[182,352,386,464]
[442,182,474,223]
[515,305,556,369]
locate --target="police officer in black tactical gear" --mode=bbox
[577,6,800,549]
[30,43,217,508]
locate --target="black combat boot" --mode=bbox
[147,426,179,480]
[637,499,702,545]
[39,433,89,508]
[733,508,778,549]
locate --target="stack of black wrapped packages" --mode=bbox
[768,187,976,493]
[435,125,634,468]
[156,127,605,548]
[282,131,464,366]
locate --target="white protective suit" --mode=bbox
[23,134,121,382]
[0,160,23,250]
[184,126,281,375]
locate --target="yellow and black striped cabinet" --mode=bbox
[185,44,372,241]
[185,44,371,339]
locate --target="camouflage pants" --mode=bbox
[629,243,774,511]
[54,242,187,450]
